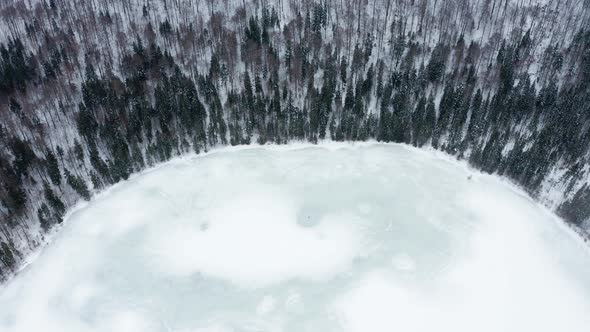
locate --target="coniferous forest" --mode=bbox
[1,0,590,281]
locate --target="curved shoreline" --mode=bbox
[3,141,588,290]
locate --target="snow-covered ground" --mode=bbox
[1,143,589,332]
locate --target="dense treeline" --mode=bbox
[0,0,590,281]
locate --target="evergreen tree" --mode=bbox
[9,137,36,178]
[0,242,17,271]
[45,150,61,186]
[44,182,65,217]
[65,170,91,200]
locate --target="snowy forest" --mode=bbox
[0,0,590,281]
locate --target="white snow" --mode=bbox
[0,143,589,332]
[143,186,364,286]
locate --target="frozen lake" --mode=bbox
[1,143,590,332]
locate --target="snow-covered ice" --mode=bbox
[1,143,590,332]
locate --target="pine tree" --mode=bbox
[0,242,17,271]
[44,183,65,217]
[9,137,36,178]
[45,150,61,186]
[65,170,91,200]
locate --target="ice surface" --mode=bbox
[1,143,590,332]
